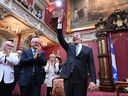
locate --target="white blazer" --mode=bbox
[44,62,59,87]
[0,51,19,83]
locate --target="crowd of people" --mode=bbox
[0,16,96,96]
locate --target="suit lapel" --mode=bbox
[28,48,34,57]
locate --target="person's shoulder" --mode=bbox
[69,43,74,47]
[23,48,30,51]
[40,50,45,54]
[83,45,92,50]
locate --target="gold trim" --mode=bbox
[66,0,71,33]
[71,25,95,32]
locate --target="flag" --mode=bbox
[110,34,118,82]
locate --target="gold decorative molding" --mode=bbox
[98,41,102,54]
[0,0,58,43]
[103,58,108,79]
[101,39,106,54]
[66,0,71,33]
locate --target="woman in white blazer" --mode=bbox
[44,54,59,96]
[0,40,19,96]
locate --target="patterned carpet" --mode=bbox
[13,80,128,96]
[87,91,128,96]
[52,78,128,96]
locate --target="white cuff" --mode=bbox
[57,23,62,29]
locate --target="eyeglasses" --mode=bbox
[6,44,14,48]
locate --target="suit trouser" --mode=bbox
[46,87,52,96]
[20,75,41,96]
[0,79,14,96]
[64,73,88,96]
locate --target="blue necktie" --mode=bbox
[33,50,36,56]
[76,45,79,56]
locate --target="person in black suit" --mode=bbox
[57,16,96,96]
[18,37,47,96]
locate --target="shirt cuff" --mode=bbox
[57,23,62,29]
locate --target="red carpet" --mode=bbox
[87,91,128,96]
[13,83,128,96]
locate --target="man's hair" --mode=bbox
[30,36,38,42]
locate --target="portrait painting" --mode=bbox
[69,0,128,31]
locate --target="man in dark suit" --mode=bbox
[57,16,96,96]
[18,37,47,96]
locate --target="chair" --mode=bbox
[41,83,47,96]
[13,83,20,96]
[51,78,65,96]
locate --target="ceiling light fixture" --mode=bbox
[55,0,62,7]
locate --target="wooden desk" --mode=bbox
[115,81,128,96]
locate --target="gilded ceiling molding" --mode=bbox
[0,0,58,43]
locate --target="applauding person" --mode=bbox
[0,40,19,96]
[18,37,47,96]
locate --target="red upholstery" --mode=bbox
[41,83,47,96]
[13,83,20,96]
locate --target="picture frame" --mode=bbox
[66,0,128,33]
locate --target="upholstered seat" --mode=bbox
[51,78,65,96]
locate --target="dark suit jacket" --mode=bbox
[18,48,47,86]
[57,29,96,83]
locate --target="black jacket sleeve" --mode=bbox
[57,29,69,51]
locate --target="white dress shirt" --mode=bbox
[76,44,82,56]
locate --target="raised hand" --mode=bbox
[58,15,64,23]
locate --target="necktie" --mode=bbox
[4,55,7,63]
[33,50,37,73]
[33,50,37,56]
[76,45,79,56]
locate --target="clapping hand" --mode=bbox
[34,52,40,59]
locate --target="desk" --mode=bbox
[115,81,128,96]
